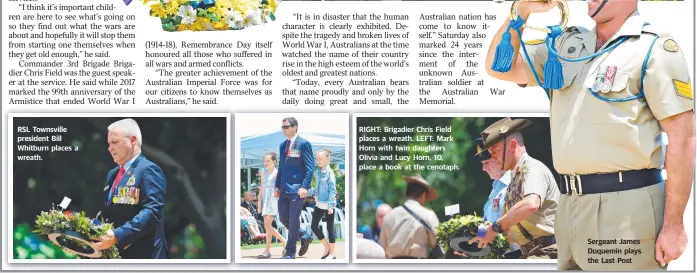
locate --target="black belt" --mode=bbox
[559,169,663,195]
[521,235,556,254]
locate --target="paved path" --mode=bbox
[241,242,345,260]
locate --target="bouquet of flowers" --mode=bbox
[33,204,120,259]
[145,0,279,32]
[435,214,510,259]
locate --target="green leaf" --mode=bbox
[270,12,275,21]
[33,209,121,259]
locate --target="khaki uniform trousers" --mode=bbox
[556,182,666,270]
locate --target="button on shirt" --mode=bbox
[483,170,512,222]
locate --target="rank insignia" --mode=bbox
[476,145,482,154]
[126,175,136,186]
[673,79,693,99]
[663,39,679,52]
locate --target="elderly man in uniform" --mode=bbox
[94,118,169,259]
[379,175,440,259]
[486,0,694,270]
[470,118,559,259]
[475,138,512,223]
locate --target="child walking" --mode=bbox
[257,152,287,258]
[309,149,337,259]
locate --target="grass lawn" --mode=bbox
[241,238,345,250]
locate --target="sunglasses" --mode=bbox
[282,125,294,129]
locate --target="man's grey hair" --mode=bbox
[108,118,142,146]
[283,117,298,127]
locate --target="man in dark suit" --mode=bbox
[94,118,169,259]
[275,117,313,259]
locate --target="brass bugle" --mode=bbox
[510,0,569,34]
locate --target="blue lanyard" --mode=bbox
[492,18,658,103]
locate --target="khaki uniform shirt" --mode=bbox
[522,10,693,175]
[504,153,559,245]
[379,199,440,258]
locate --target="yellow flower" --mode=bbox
[150,4,167,18]
[165,1,180,15]
[266,0,277,11]
[191,17,211,31]
[177,23,188,31]
[212,21,229,30]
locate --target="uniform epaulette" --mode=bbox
[641,24,668,38]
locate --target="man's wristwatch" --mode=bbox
[492,221,504,233]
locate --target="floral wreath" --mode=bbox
[34,205,120,259]
[145,0,278,32]
[435,214,510,259]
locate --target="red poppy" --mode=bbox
[63,210,73,219]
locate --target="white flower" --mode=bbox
[246,9,263,25]
[177,5,197,25]
[226,10,243,28]
[237,0,260,15]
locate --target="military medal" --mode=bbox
[593,66,607,91]
[112,196,118,204]
[135,188,140,204]
[601,66,617,92]
[492,197,499,212]
[129,188,136,204]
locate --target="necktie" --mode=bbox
[285,140,291,156]
[111,167,125,195]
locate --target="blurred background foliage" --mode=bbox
[12,117,227,259]
[356,117,557,231]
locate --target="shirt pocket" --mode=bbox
[551,61,584,124]
[582,69,635,124]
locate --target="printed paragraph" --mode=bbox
[417,13,497,105]
[7,3,137,106]
[281,12,411,107]
[144,40,274,105]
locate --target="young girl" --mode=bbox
[309,149,337,259]
[257,152,286,258]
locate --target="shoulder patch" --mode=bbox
[673,79,693,100]
[663,38,679,52]
[524,39,545,45]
